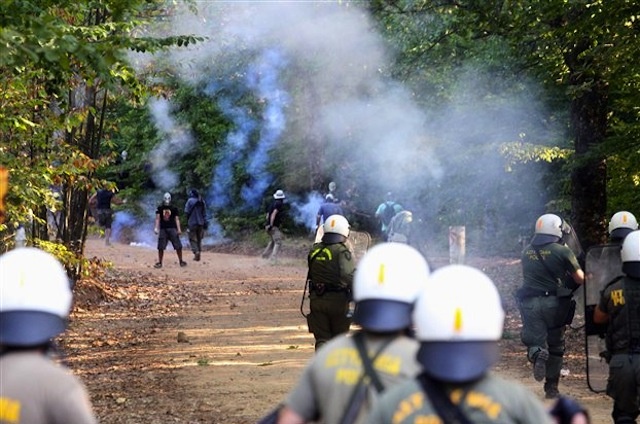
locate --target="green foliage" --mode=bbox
[0,0,203,273]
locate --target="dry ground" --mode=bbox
[59,235,613,423]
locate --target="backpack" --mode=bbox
[381,202,397,226]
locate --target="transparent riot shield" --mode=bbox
[584,244,623,393]
[348,230,372,264]
[563,221,585,263]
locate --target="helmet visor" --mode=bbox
[0,311,66,346]
[417,340,499,383]
[353,299,413,332]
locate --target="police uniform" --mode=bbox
[283,333,421,424]
[518,241,581,395]
[0,351,97,424]
[598,276,640,423]
[368,373,554,424]
[307,240,356,351]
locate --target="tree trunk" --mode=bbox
[569,76,608,249]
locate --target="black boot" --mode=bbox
[544,378,560,399]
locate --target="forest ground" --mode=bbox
[61,234,613,423]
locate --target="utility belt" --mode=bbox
[310,282,348,296]
[516,286,557,300]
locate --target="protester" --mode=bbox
[374,192,403,241]
[386,210,414,244]
[184,188,207,261]
[314,193,345,243]
[88,187,123,246]
[154,192,186,268]
[0,247,98,424]
[262,189,287,262]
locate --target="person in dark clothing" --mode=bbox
[88,188,122,246]
[517,213,584,399]
[314,193,345,243]
[184,189,207,262]
[154,192,186,268]
[306,214,356,351]
[594,229,640,424]
[262,189,287,262]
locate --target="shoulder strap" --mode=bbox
[339,332,394,424]
[353,331,386,392]
[417,373,473,424]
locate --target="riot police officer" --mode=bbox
[517,213,585,398]
[306,214,356,351]
[594,230,640,423]
[0,248,97,423]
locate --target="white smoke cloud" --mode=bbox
[148,97,195,191]
[127,2,560,249]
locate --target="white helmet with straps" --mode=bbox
[353,242,430,332]
[621,230,640,278]
[163,192,172,205]
[413,264,504,382]
[323,214,349,237]
[0,247,72,346]
[532,213,568,245]
[609,211,638,241]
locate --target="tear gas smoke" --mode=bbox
[127,2,561,247]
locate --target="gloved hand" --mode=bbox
[154,227,159,235]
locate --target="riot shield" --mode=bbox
[348,230,372,263]
[563,221,585,263]
[584,244,623,393]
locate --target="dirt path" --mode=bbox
[63,236,612,423]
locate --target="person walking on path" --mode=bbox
[369,264,589,424]
[262,189,286,262]
[184,189,207,262]
[273,242,431,424]
[314,193,345,243]
[89,187,122,246]
[0,247,98,424]
[154,192,186,268]
[516,213,584,399]
[374,192,403,241]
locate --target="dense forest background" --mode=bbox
[1,0,638,279]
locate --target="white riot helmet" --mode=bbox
[609,211,639,242]
[413,265,504,382]
[0,248,72,346]
[322,214,350,244]
[532,213,567,246]
[353,243,430,332]
[163,192,171,205]
[621,230,640,278]
[273,189,285,199]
